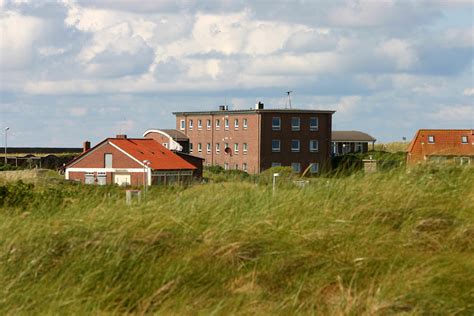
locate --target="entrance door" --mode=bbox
[114,174,131,186]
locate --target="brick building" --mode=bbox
[172,104,335,174]
[64,135,197,186]
[407,129,474,165]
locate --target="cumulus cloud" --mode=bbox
[463,88,474,96]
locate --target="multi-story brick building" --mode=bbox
[173,104,335,174]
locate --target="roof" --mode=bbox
[149,129,189,141]
[407,129,474,155]
[173,108,335,116]
[65,138,196,170]
[332,131,376,142]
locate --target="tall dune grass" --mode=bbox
[1,167,473,314]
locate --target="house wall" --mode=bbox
[175,113,260,173]
[259,112,333,172]
[66,142,147,185]
[176,153,204,178]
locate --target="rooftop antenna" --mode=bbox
[286,91,293,109]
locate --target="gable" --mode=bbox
[68,142,142,169]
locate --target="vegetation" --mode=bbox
[374,141,410,153]
[1,166,473,314]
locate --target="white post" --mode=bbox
[4,127,9,165]
[273,173,280,194]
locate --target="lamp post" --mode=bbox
[4,127,9,165]
[272,172,280,194]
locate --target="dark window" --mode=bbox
[291,139,300,152]
[272,139,281,152]
[310,117,318,130]
[291,117,300,131]
[272,117,281,130]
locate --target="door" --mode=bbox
[114,174,131,186]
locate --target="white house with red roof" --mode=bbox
[64,135,197,186]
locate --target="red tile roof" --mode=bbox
[407,129,474,156]
[109,138,196,170]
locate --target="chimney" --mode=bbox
[83,141,91,152]
[218,105,229,111]
[255,101,264,110]
[116,134,127,139]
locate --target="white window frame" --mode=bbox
[310,117,319,131]
[272,117,281,131]
[216,143,221,153]
[216,119,221,129]
[291,139,300,152]
[234,118,239,129]
[189,143,193,153]
[104,153,113,168]
[234,143,239,153]
[189,119,193,130]
[461,136,468,144]
[428,135,435,143]
[310,163,319,174]
[224,162,229,170]
[243,118,248,129]
[291,117,300,131]
[243,163,248,172]
[207,119,211,130]
[243,143,248,153]
[198,119,202,129]
[180,119,185,130]
[272,139,281,152]
[310,140,319,152]
[291,162,301,173]
[225,118,229,129]
[206,143,211,153]
[198,143,202,152]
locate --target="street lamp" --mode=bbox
[4,127,9,165]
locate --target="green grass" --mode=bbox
[1,166,473,314]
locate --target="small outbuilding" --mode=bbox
[331,131,376,156]
[64,135,197,186]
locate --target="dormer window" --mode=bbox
[428,135,435,143]
[461,136,468,144]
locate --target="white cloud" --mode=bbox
[69,106,88,117]
[427,105,474,121]
[377,39,418,70]
[0,11,44,69]
[463,88,474,96]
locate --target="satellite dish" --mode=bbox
[224,147,232,155]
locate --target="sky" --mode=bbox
[0,0,473,147]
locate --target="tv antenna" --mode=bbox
[286,91,293,109]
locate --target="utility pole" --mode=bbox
[4,127,9,165]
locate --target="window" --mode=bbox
[198,119,202,129]
[243,143,248,153]
[189,119,193,129]
[206,143,211,153]
[291,117,300,131]
[271,162,281,167]
[310,163,319,174]
[235,164,239,170]
[207,119,211,129]
[272,117,281,130]
[225,118,229,129]
[234,119,239,129]
[224,162,229,170]
[190,143,193,152]
[310,117,319,131]
[461,136,468,144]
[234,143,239,153]
[310,140,319,152]
[243,163,248,172]
[428,135,435,143]
[216,143,221,153]
[355,142,363,152]
[291,139,300,152]
[291,162,301,173]
[104,153,112,168]
[216,119,221,129]
[198,143,202,152]
[272,139,281,152]
[224,143,229,151]
[243,118,248,128]
[180,119,185,130]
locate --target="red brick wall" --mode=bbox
[260,112,332,172]
[176,111,333,173]
[144,132,170,148]
[176,113,260,173]
[72,143,142,169]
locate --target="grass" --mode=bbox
[1,166,473,314]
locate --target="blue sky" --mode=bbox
[1,0,473,147]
